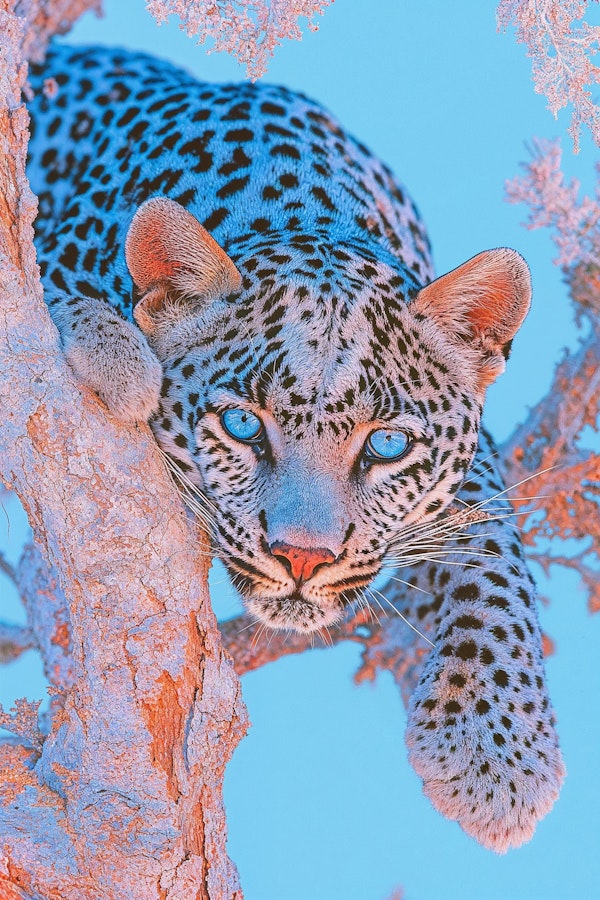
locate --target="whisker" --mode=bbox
[385,507,524,555]
[266,624,278,649]
[237,615,262,636]
[383,574,432,596]
[364,593,381,626]
[386,532,506,562]
[365,586,386,621]
[160,475,216,526]
[318,626,334,648]
[250,620,268,650]
[157,445,220,516]
[365,585,435,648]
[343,588,377,626]
[392,556,486,571]
[385,463,555,554]
[387,543,503,560]
[357,588,381,626]
[458,465,559,512]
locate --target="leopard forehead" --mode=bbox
[153,253,480,445]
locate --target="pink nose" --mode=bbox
[270,541,336,582]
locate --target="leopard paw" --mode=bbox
[56,299,163,422]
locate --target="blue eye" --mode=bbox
[364,429,411,461]
[221,408,263,443]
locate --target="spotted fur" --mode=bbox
[27,44,564,851]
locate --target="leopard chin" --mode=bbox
[244,590,346,633]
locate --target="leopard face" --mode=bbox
[125,202,529,633]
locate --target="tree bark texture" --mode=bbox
[0,4,248,898]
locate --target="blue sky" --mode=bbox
[2,2,600,898]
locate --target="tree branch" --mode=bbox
[0,4,248,897]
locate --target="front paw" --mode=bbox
[406,642,565,852]
[58,301,162,422]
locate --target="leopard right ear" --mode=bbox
[125,196,242,336]
[411,249,531,393]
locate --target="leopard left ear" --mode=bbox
[411,249,531,391]
[125,196,242,336]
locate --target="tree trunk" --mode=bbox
[0,4,248,897]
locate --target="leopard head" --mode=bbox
[126,197,531,632]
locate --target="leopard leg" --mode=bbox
[402,429,565,851]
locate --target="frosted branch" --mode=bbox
[498,0,600,150]
[506,139,600,270]
[0,699,43,750]
[146,0,334,79]
[501,139,600,611]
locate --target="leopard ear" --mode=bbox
[411,249,531,391]
[125,196,242,336]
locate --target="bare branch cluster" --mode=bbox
[497,0,600,150]
[503,141,600,611]
[146,0,333,79]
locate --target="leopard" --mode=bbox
[26,43,564,854]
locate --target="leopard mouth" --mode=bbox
[223,554,378,632]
